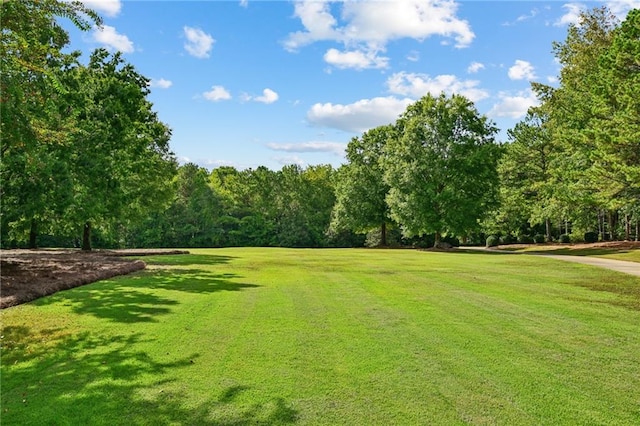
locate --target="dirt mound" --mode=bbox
[0,249,188,309]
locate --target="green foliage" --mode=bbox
[486,235,500,247]
[384,93,501,247]
[584,231,599,243]
[500,234,516,245]
[517,235,534,244]
[0,1,177,249]
[0,0,100,248]
[534,234,546,244]
[559,234,571,243]
[330,125,394,246]
[61,49,177,250]
[492,7,639,243]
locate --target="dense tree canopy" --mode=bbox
[1,1,176,250]
[0,0,100,246]
[330,125,394,246]
[384,93,501,247]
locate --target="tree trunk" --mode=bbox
[625,214,631,241]
[608,210,616,241]
[636,219,639,242]
[82,221,92,251]
[598,210,604,241]
[434,231,442,248]
[380,222,387,247]
[545,218,552,242]
[29,219,38,249]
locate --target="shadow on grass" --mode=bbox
[141,254,237,267]
[526,248,633,257]
[450,248,518,255]
[34,269,259,324]
[1,328,298,425]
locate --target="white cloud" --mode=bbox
[488,90,540,119]
[267,141,346,156]
[467,61,485,74]
[79,0,121,17]
[239,0,248,8]
[254,88,279,104]
[150,78,173,89]
[307,96,413,133]
[91,25,134,53]
[503,8,539,26]
[508,60,536,80]
[554,3,585,26]
[406,51,420,62]
[283,1,340,51]
[284,0,475,68]
[274,155,306,167]
[323,48,389,70]
[184,26,214,59]
[547,75,559,84]
[203,85,231,101]
[605,0,640,19]
[386,72,489,102]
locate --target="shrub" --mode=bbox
[517,234,534,244]
[559,234,571,243]
[500,234,516,245]
[584,231,599,243]
[486,235,500,247]
[533,234,546,244]
[443,235,460,247]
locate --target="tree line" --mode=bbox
[2,3,638,250]
[488,7,640,244]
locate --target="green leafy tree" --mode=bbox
[64,49,176,250]
[384,93,501,247]
[533,7,623,239]
[330,125,393,246]
[299,164,336,247]
[0,0,100,247]
[168,164,219,247]
[497,109,558,241]
[589,9,640,212]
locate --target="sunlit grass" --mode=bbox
[2,248,639,425]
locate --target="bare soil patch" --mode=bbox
[0,249,189,309]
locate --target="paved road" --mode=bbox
[535,254,640,277]
[459,247,640,278]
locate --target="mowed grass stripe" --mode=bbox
[1,248,639,425]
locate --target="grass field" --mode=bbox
[2,248,639,425]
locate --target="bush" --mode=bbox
[486,235,500,247]
[500,234,516,245]
[533,234,546,244]
[517,234,534,244]
[559,234,571,243]
[584,231,599,243]
[442,235,460,247]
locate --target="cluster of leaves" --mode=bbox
[487,7,640,243]
[122,163,359,248]
[1,0,177,250]
[331,93,502,248]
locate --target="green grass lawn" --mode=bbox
[2,248,639,425]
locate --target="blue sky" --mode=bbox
[61,1,639,170]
